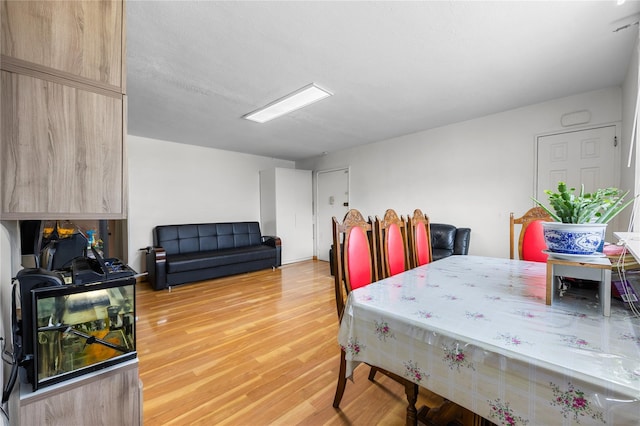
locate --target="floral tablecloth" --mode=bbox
[338,255,640,425]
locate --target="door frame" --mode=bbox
[314,167,350,261]
[534,123,621,199]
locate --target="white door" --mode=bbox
[316,168,349,262]
[536,126,618,202]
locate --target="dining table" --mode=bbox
[337,255,640,425]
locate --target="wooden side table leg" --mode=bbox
[602,268,611,317]
[546,261,554,305]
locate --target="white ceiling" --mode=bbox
[126,1,640,162]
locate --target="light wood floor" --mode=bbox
[136,260,445,425]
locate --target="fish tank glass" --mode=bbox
[31,277,136,390]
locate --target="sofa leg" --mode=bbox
[272,266,276,271]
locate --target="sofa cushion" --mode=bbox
[166,245,275,274]
[432,248,454,261]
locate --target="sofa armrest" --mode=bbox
[453,228,471,255]
[262,236,282,267]
[145,246,167,290]
[261,235,281,247]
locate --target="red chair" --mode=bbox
[510,207,552,262]
[407,208,432,268]
[375,209,410,278]
[332,209,378,317]
[331,209,418,422]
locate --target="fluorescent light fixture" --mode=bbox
[243,83,333,123]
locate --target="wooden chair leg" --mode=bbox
[332,349,348,408]
[404,381,419,426]
[368,366,378,381]
[417,399,467,426]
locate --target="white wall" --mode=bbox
[298,87,626,259]
[126,136,293,274]
[1,221,20,412]
[622,35,639,230]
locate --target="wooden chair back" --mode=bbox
[510,206,552,262]
[375,209,410,278]
[407,208,432,268]
[332,209,378,318]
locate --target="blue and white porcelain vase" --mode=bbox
[541,222,606,255]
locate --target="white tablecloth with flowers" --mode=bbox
[338,255,640,425]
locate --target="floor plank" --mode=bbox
[136,260,445,425]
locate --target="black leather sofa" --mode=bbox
[146,222,281,290]
[329,223,470,276]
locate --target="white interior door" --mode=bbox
[316,168,349,262]
[536,126,618,201]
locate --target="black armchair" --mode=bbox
[430,223,471,261]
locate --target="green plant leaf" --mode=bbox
[531,182,636,224]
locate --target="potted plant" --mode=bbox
[532,182,636,255]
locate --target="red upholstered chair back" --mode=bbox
[510,207,552,262]
[346,225,374,290]
[521,219,549,262]
[407,209,432,268]
[386,223,405,276]
[375,209,410,279]
[332,209,378,318]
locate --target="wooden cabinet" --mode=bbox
[1,0,124,88]
[260,168,313,264]
[0,0,127,219]
[17,360,142,426]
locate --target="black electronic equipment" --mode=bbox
[40,232,88,271]
[14,269,65,386]
[71,248,136,284]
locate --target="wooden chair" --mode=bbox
[374,209,410,278]
[331,209,419,424]
[332,209,378,318]
[510,206,552,262]
[407,209,432,268]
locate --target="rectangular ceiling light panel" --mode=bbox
[244,83,333,123]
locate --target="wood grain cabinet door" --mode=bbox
[1,0,124,89]
[1,71,124,218]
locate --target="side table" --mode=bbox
[545,257,612,316]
